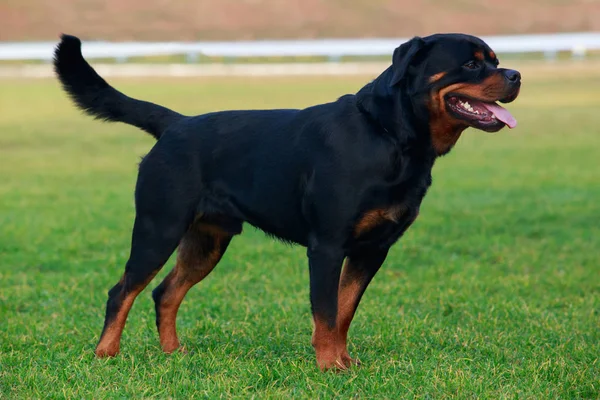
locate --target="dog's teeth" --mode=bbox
[457,100,478,114]
[491,114,496,119]
[460,101,476,113]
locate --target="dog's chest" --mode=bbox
[351,201,420,249]
[351,167,431,249]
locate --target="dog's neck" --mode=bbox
[428,119,467,156]
[356,70,464,158]
[355,68,421,141]
[355,67,399,135]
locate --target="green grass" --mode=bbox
[1,66,599,398]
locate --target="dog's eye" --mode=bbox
[463,61,480,70]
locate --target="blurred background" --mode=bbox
[1,0,600,72]
[1,1,599,398]
[2,0,600,40]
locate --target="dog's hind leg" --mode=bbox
[151,219,236,353]
[95,154,199,357]
[94,210,193,357]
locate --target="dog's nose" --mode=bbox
[504,69,521,83]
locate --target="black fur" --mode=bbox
[54,35,182,138]
[54,33,520,369]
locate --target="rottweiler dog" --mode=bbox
[54,33,520,370]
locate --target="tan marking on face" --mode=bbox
[429,71,446,83]
[438,74,507,103]
[489,51,496,60]
[427,72,508,155]
[474,50,484,61]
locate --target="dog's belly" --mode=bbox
[197,186,311,246]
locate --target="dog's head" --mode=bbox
[357,33,521,155]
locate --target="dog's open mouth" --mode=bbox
[446,95,517,132]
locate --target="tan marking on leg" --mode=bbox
[156,270,192,353]
[336,260,366,368]
[312,316,345,371]
[156,232,229,353]
[95,272,158,357]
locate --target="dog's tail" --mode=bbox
[53,34,183,140]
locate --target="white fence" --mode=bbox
[1,32,599,62]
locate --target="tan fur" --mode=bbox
[354,205,405,236]
[95,272,158,357]
[312,316,346,371]
[156,231,228,353]
[428,74,506,155]
[336,266,364,367]
[429,71,447,83]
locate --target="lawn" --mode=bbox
[0,63,599,398]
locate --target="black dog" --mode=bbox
[54,33,520,370]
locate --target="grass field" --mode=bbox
[1,63,599,398]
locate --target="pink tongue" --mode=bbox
[482,103,517,128]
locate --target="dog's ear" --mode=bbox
[389,37,426,87]
[355,36,427,134]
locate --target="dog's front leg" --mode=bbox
[307,242,345,371]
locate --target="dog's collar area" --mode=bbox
[355,97,391,135]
